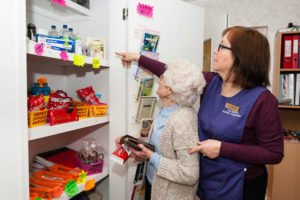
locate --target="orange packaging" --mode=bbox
[30,178,63,199]
[48,164,83,182]
[33,170,72,187]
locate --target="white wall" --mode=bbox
[201,0,300,88]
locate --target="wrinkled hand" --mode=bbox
[115,52,140,67]
[115,135,124,148]
[129,144,154,161]
[189,139,221,159]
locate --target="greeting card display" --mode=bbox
[136,77,154,101]
[136,97,156,122]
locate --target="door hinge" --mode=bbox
[123,8,128,20]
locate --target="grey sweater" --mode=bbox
[151,106,199,200]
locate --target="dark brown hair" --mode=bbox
[223,26,270,88]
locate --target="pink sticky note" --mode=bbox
[34,43,44,56]
[60,51,68,61]
[137,3,153,18]
[52,0,66,7]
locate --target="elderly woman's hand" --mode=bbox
[129,144,154,161]
[189,139,221,159]
[115,52,140,67]
[115,135,124,148]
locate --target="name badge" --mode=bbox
[225,103,240,113]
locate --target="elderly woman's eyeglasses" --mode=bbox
[218,44,232,51]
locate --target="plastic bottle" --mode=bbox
[75,33,82,55]
[60,24,69,39]
[42,83,51,104]
[69,28,76,40]
[42,83,51,96]
[31,82,42,95]
[48,25,59,38]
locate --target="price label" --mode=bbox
[34,43,44,56]
[60,51,68,61]
[77,171,87,184]
[73,55,85,67]
[93,58,100,69]
[137,3,153,18]
[52,0,66,7]
[84,179,95,191]
[65,180,78,196]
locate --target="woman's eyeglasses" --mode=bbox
[218,44,232,51]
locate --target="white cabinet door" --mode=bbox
[0,0,28,200]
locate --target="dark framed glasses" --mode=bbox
[218,43,232,51]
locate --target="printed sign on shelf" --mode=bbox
[34,43,44,56]
[137,3,153,18]
[52,0,66,7]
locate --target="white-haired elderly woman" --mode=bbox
[115,56,206,200]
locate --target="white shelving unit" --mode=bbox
[27,40,109,68]
[25,1,111,199]
[27,0,91,22]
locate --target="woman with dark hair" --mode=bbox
[116,26,284,200]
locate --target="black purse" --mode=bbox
[120,135,155,152]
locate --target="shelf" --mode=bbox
[27,40,109,69]
[280,69,300,72]
[278,105,300,109]
[55,163,109,200]
[29,116,109,141]
[27,0,91,22]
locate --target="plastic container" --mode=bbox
[59,24,69,39]
[89,104,107,118]
[42,83,51,96]
[76,106,89,120]
[48,25,59,38]
[69,28,76,40]
[27,23,36,41]
[42,83,51,104]
[28,109,48,128]
[75,33,82,55]
[31,82,42,95]
[75,155,104,175]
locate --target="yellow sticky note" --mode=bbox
[93,58,100,69]
[74,54,85,67]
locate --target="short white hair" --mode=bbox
[163,58,206,107]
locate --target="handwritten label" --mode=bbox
[52,0,66,7]
[137,3,153,18]
[73,54,85,67]
[60,51,68,61]
[34,43,44,56]
[92,58,100,69]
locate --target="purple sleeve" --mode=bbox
[138,55,166,77]
[220,90,284,165]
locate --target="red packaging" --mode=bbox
[48,93,72,111]
[110,146,129,165]
[28,94,45,112]
[48,108,79,126]
[76,86,101,105]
